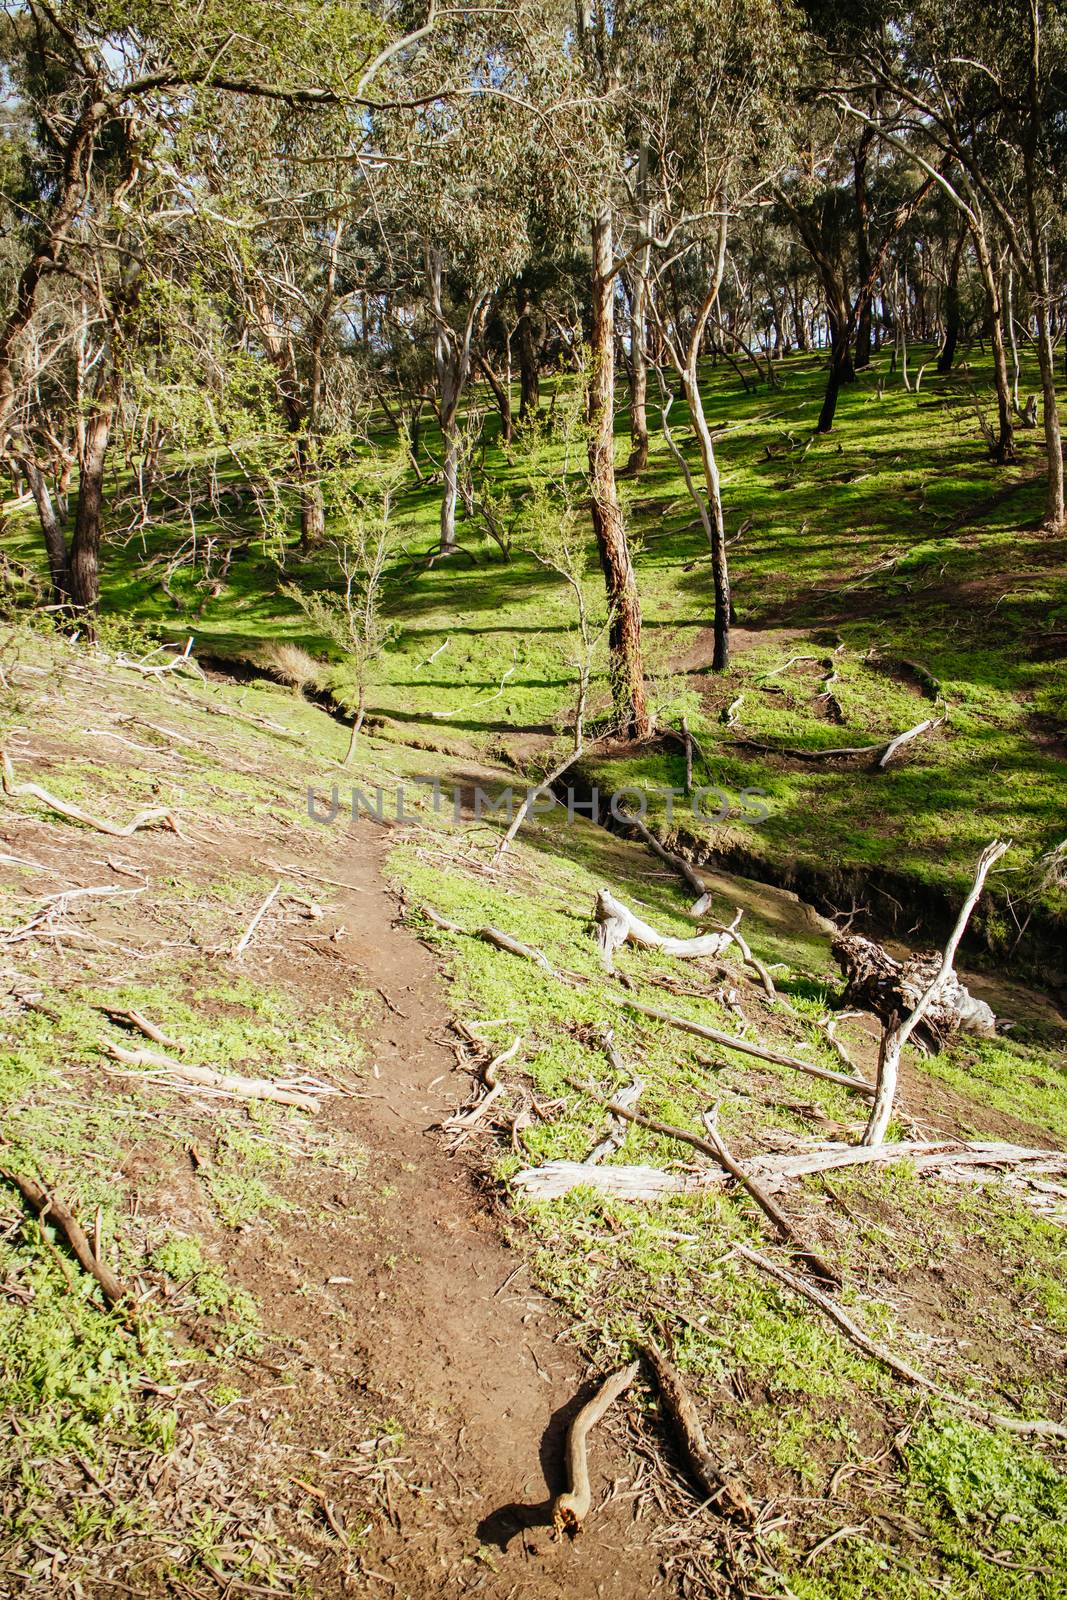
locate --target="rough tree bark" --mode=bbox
[936,225,966,374]
[588,206,649,737]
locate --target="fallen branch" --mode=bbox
[642,1337,755,1521]
[618,813,707,903]
[862,839,1009,1145]
[100,1038,326,1112]
[604,993,874,1096]
[420,904,555,971]
[417,902,867,1094]
[102,1007,184,1051]
[570,1083,836,1283]
[727,717,944,767]
[1,750,182,839]
[594,888,733,967]
[2,1168,129,1308]
[585,1029,643,1164]
[733,1241,1067,1439]
[553,1361,640,1535]
[491,745,585,871]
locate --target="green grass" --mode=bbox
[7,342,1062,968]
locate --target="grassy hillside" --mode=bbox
[7,343,1061,976]
[0,627,1064,1597]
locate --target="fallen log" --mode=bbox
[642,1338,755,1521]
[511,1138,1067,1202]
[553,1361,640,1535]
[491,744,585,870]
[594,888,734,967]
[102,1006,184,1051]
[2,1168,129,1308]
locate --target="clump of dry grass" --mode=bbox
[258,641,323,696]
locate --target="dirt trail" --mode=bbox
[228,815,667,1599]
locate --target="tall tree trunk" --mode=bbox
[588,207,649,739]
[853,138,874,370]
[624,266,649,474]
[682,374,731,670]
[517,286,540,421]
[624,140,651,475]
[817,306,855,434]
[67,393,114,615]
[20,459,68,601]
[937,227,965,374]
[1023,138,1064,527]
[971,220,1017,463]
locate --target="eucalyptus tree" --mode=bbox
[832,0,1066,518]
[372,6,578,559]
[0,0,432,609]
[631,0,801,670]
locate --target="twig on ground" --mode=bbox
[233,880,282,959]
[101,1007,184,1051]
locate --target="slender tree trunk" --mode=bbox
[624,140,651,475]
[817,306,855,434]
[440,412,460,554]
[478,352,513,443]
[971,220,1017,463]
[853,139,874,370]
[517,286,540,421]
[297,440,325,546]
[67,394,115,615]
[1023,153,1065,527]
[624,267,649,474]
[937,228,965,374]
[683,373,730,670]
[1004,265,1022,415]
[588,206,649,739]
[21,459,68,601]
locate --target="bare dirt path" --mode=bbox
[226,814,667,1599]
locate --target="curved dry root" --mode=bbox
[553,1360,639,1537]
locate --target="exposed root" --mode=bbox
[553,1361,640,1536]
